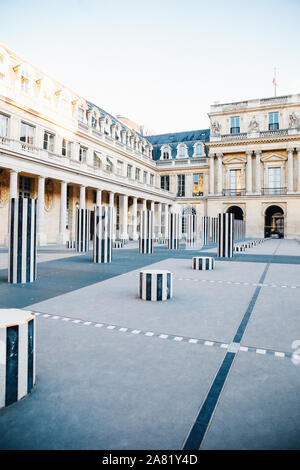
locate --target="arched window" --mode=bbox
[195,143,204,157]
[162,146,171,160]
[178,145,186,158]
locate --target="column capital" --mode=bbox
[216,152,223,159]
[255,150,262,157]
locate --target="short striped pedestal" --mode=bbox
[234,246,246,252]
[75,208,90,253]
[8,197,37,284]
[139,270,173,301]
[93,206,113,263]
[113,241,124,249]
[158,239,167,245]
[0,309,36,408]
[192,257,214,270]
[139,210,154,254]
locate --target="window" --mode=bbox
[116,160,123,176]
[150,174,154,186]
[19,176,32,198]
[62,139,72,158]
[177,174,185,197]
[162,147,171,159]
[93,152,101,168]
[161,175,169,191]
[229,169,242,195]
[268,167,281,193]
[78,107,85,123]
[20,122,34,145]
[135,168,140,181]
[79,146,87,162]
[91,112,97,128]
[269,112,279,130]
[195,144,203,157]
[193,174,204,196]
[230,116,240,134]
[0,113,8,137]
[43,131,55,152]
[127,165,132,179]
[143,171,147,184]
[105,157,113,172]
[66,186,71,229]
[21,71,29,94]
[178,145,186,158]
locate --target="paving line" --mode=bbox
[30,309,294,361]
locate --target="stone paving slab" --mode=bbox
[202,351,300,450]
[0,315,226,450]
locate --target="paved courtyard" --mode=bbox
[0,239,300,450]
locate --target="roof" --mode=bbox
[147,129,210,160]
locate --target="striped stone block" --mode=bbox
[139,210,154,254]
[0,309,36,408]
[217,213,233,258]
[75,208,90,253]
[139,270,173,301]
[113,241,124,249]
[192,257,214,270]
[66,240,75,249]
[8,197,37,284]
[234,245,246,252]
[93,206,113,263]
[168,212,180,250]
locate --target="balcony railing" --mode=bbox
[221,133,247,141]
[262,187,287,195]
[192,192,204,197]
[223,188,246,196]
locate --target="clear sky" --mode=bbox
[0,0,300,134]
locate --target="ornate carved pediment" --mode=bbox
[223,155,246,164]
[261,153,287,162]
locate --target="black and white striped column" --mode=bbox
[234,245,246,252]
[138,270,173,301]
[75,208,90,253]
[0,309,36,408]
[8,197,37,284]
[186,214,198,247]
[139,210,154,254]
[168,212,180,250]
[113,241,123,249]
[217,213,234,258]
[202,216,210,246]
[93,206,113,263]
[211,217,218,244]
[192,257,214,270]
[66,240,75,249]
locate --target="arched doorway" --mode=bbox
[264,205,284,238]
[226,205,244,220]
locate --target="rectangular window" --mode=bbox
[268,167,281,194]
[177,174,185,197]
[143,171,147,184]
[116,160,123,176]
[93,152,101,168]
[0,113,8,137]
[229,169,242,195]
[127,165,132,179]
[78,107,85,122]
[193,173,204,196]
[20,122,35,145]
[160,175,170,191]
[230,116,240,134]
[135,168,140,181]
[43,131,55,152]
[19,175,32,198]
[150,174,154,186]
[79,146,87,162]
[62,139,72,158]
[269,112,279,130]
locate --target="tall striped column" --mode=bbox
[202,216,210,246]
[75,208,90,253]
[211,217,218,244]
[186,213,198,247]
[168,212,180,250]
[93,206,113,263]
[0,309,36,408]
[139,210,154,254]
[8,197,37,284]
[217,213,234,258]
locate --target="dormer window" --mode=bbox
[178,145,187,158]
[78,107,85,123]
[21,70,30,94]
[195,143,204,157]
[91,111,97,128]
[162,146,171,160]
